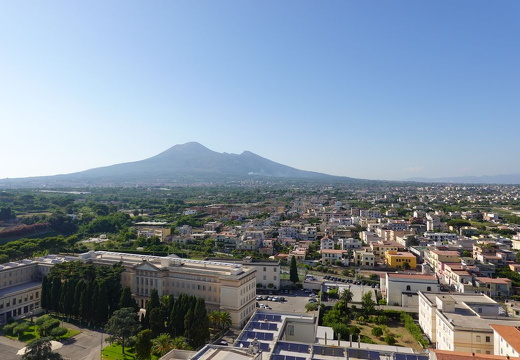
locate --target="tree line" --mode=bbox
[41,261,124,325]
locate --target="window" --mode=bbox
[427,287,431,291]
[476,335,481,342]
[406,285,411,291]
[486,336,491,343]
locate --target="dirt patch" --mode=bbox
[352,320,424,351]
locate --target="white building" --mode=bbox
[418,292,520,354]
[382,273,439,307]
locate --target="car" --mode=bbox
[308,298,317,303]
[309,293,317,297]
[304,289,311,293]
[265,305,272,310]
[279,296,285,302]
[267,296,273,301]
[256,296,263,301]
[259,304,266,308]
[218,340,228,346]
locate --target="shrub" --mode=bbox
[384,334,396,345]
[50,327,68,339]
[3,322,17,335]
[371,327,383,337]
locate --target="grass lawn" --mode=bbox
[102,344,159,360]
[353,320,424,351]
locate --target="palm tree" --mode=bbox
[171,336,192,350]
[208,310,220,330]
[151,333,175,356]
[217,311,232,331]
[208,311,232,331]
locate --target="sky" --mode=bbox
[0,1,519,181]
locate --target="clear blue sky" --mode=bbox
[1,1,519,181]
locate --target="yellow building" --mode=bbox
[385,250,417,269]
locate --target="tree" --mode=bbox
[361,292,375,316]
[289,256,299,284]
[340,288,353,313]
[305,302,319,312]
[21,337,63,360]
[135,329,153,360]
[149,308,165,337]
[152,333,175,356]
[13,323,30,339]
[105,307,140,355]
[120,286,139,312]
[144,288,161,329]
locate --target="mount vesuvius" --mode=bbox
[0,142,357,187]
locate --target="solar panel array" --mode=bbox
[250,321,278,331]
[347,348,380,359]
[272,355,306,360]
[241,331,274,341]
[276,342,310,354]
[395,354,429,360]
[313,346,345,357]
[256,313,283,322]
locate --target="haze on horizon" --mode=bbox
[0,1,518,181]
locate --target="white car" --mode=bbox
[259,303,266,308]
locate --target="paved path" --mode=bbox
[0,335,26,360]
[56,323,105,360]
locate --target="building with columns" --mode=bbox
[78,251,257,327]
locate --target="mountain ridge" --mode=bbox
[0,142,355,187]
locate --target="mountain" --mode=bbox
[407,174,520,185]
[0,142,357,187]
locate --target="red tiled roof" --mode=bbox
[433,349,520,360]
[490,324,520,353]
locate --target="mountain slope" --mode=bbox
[0,142,355,187]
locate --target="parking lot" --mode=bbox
[256,289,319,314]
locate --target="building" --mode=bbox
[491,324,520,357]
[320,249,348,265]
[383,273,438,307]
[79,251,257,327]
[418,292,520,354]
[384,251,417,269]
[207,257,281,291]
[353,249,375,267]
[0,255,76,323]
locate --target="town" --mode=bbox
[1,183,520,359]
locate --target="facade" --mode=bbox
[353,249,375,267]
[384,273,438,307]
[0,255,75,324]
[79,251,257,327]
[207,257,280,291]
[418,292,520,354]
[384,251,417,269]
[491,324,520,358]
[320,249,348,265]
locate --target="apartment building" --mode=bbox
[424,249,461,276]
[418,292,520,354]
[78,251,257,327]
[353,249,375,267]
[320,249,348,265]
[384,251,417,269]
[491,324,520,357]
